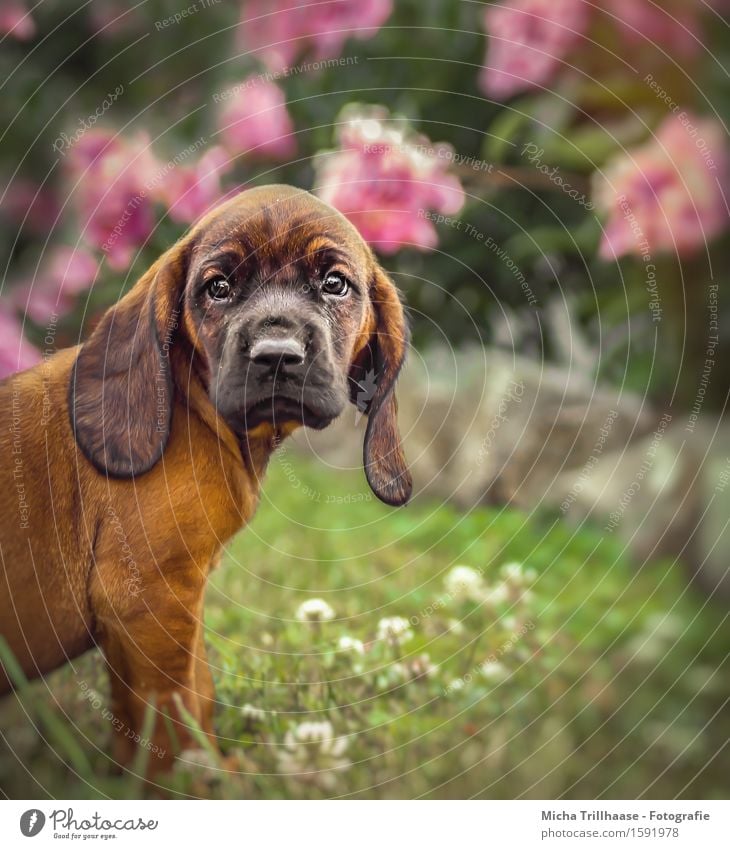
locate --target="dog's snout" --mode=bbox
[249,337,306,367]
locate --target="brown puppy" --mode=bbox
[0,185,411,769]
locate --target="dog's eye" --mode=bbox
[321,272,350,297]
[206,276,231,301]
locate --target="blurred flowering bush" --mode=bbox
[593,113,729,260]
[479,0,591,100]
[15,246,98,324]
[479,0,708,100]
[66,130,162,270]
[216,76,297,160]
[0,0,727,406]
[314,105,465,253]
[239,0,393,69]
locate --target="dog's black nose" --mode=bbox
[249,337,306,367]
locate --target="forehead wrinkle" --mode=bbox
[192,238,246,263]
[230,215,316,268]
[197,195,371,276]
[212,236,246,253]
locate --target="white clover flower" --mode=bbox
[447,618,465,635]
[241,703,267,728]
[284,720,348,752]
[337,635,365,655]
[480,660,508,683]
[296,598,335,623]
[501,561,537,585]
[482,583,510,606]
[376,616,414,646]
[447,677,466,693]
[409,653,438,680]
[380,655,437,687]
[277,720,351,789]
[501,561,524,583]
[386,662,409,684]
[444,565,485,602]
[500,615,518,632]
[518,589,534,605]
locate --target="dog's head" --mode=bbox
[69,185,412,506]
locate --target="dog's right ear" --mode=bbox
[349,263,412,507]
[69,241,190,478]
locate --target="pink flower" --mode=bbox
[315,105,465,253]
[0,305,40,379]
[480,0,589,100]
[239,0,393,70]
[160,146,232,224]
[217,77,296,160]
[0,178,60,234]
[66,129,120,173]
[479,0,703,101]
[607,0,701,60]
[67,130,161,270]
[594,114,729,259]
[13,246,99,324]
[0,1,35,41]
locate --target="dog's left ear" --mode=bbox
[69,240,190,478]
[349,263,412,506]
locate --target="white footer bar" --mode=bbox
[2,800,729,848]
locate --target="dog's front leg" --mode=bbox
[91,560,215,773]
[194,629,216,738]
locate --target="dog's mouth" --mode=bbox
[242,394,334,431]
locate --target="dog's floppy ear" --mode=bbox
[69,240,190,477]
[349,263,412,506]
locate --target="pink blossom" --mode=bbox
[0,305,40,379]
[66,129,121,173]
[67,130,161,270]
[315,106,465,253]
[239,0,393,70]
[0,1,36,41]
[480,0,589,100]
[480,0,706,101]
[594,114,729,259]
[0,178,60,234]
[13,246,99,324]
[607,0,702,60]
[160,146,232,224]
[217,77,296,160]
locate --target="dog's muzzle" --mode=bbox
[214,313,347,432]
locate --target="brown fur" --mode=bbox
[0,185,410,771]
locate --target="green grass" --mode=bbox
[1,457,728,799]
